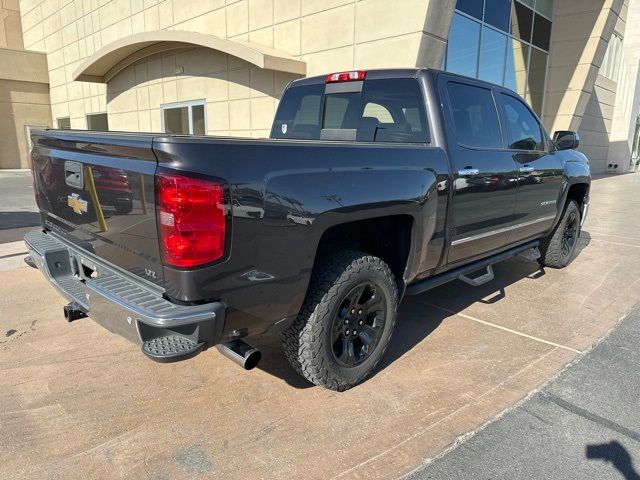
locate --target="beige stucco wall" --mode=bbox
[543,0,624,133]
[1,0,24,49]
[19,0,453,136]
[607,0,640,172]
[0,0,51,169]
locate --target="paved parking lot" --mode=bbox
[1,172,639,480]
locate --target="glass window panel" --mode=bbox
[363,103,393,123]
[484,0,512,32]
[478,27,508,86]
[526,48,548,115]
[192,104,205,135]
[519,0,534,7]
[360,79,429,143]
[456,0,483,19]
[57,117,71,130]
[504,39,529,96]
[535,0,553,18]
[164,106,189,134]
[500,93,543,150]
[532,13,552,51]
[511,1,533,43]
[323,93,357,129]
[86,113,109,131]
[447,82,502,149]
[446,13,481,78]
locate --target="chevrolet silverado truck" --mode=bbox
[24,69,590,391]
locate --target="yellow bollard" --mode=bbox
[85,166,108,232]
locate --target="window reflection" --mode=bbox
[535,0,554,18]
[446,0,554,117]
[456,0,483,20]
[484,0,511,32]
[504,39,529,96]
[532,13,552,51]
[479,28,508,86]
[511,1,533,43]
[445,14,481,78]
[527,48,548,115]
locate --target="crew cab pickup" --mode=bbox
[25,69,590,390]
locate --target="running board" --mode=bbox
[405,240,539,296]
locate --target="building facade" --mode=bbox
[0,0,50,169]
[15,0,640,174]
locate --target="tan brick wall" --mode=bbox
[19,0,449,136]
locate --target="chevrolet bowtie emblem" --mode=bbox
[68,193,88,214]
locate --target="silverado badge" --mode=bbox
[68,193,88,214]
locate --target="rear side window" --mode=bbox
[273,84,324,139]
[500,94,544,151]
[272,78,429,143]
[447,82,502,149]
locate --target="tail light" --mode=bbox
[325,70,366,83]
[156,172,226,268]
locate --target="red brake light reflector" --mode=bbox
[325,70,366,83]
[156,172,226,268]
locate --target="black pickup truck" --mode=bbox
[25,69,590,390]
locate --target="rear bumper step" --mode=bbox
[24,230,224,360]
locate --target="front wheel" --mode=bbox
[283,251,398,391]
[539,200,581,269]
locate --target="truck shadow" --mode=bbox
[252,232,591,389]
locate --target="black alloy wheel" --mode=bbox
[331,282,387,368]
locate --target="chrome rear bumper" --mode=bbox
[24,230,224,347]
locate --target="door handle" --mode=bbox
[519,165,535,173]
[458,168,480,176]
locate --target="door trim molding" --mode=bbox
[451,215,556,246]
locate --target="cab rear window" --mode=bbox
[272,78,429,143]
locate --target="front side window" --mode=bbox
[447,82,502,149]
[501,93,544,150]
[162,100,206,135]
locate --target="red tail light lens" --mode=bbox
[325,71,366,83]
[156,172,226,268]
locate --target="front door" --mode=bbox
[496,92,564,242]
[441,79,519,263]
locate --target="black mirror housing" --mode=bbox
[553,130,580,150]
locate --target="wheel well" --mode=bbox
[566,183,589,210]
[315,215,413,285]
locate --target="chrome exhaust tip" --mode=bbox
[216,340,261,370]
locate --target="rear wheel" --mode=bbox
[283,250,398,391]
[539,200,581,268]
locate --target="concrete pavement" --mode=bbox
[1,172,639,479]
[408,304,640,480]
[0,169,39,244]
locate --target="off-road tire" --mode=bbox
[538,200,581,269]
[282,250,398,391]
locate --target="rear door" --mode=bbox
[31,131,163,286]
[440,77,519,263]
[496,92,565,242]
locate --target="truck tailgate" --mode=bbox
[30,130,163,287]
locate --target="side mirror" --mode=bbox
[553,130,580,150]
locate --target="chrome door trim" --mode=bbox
[451,214,556,246]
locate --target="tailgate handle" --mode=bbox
[64,161,84,189]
